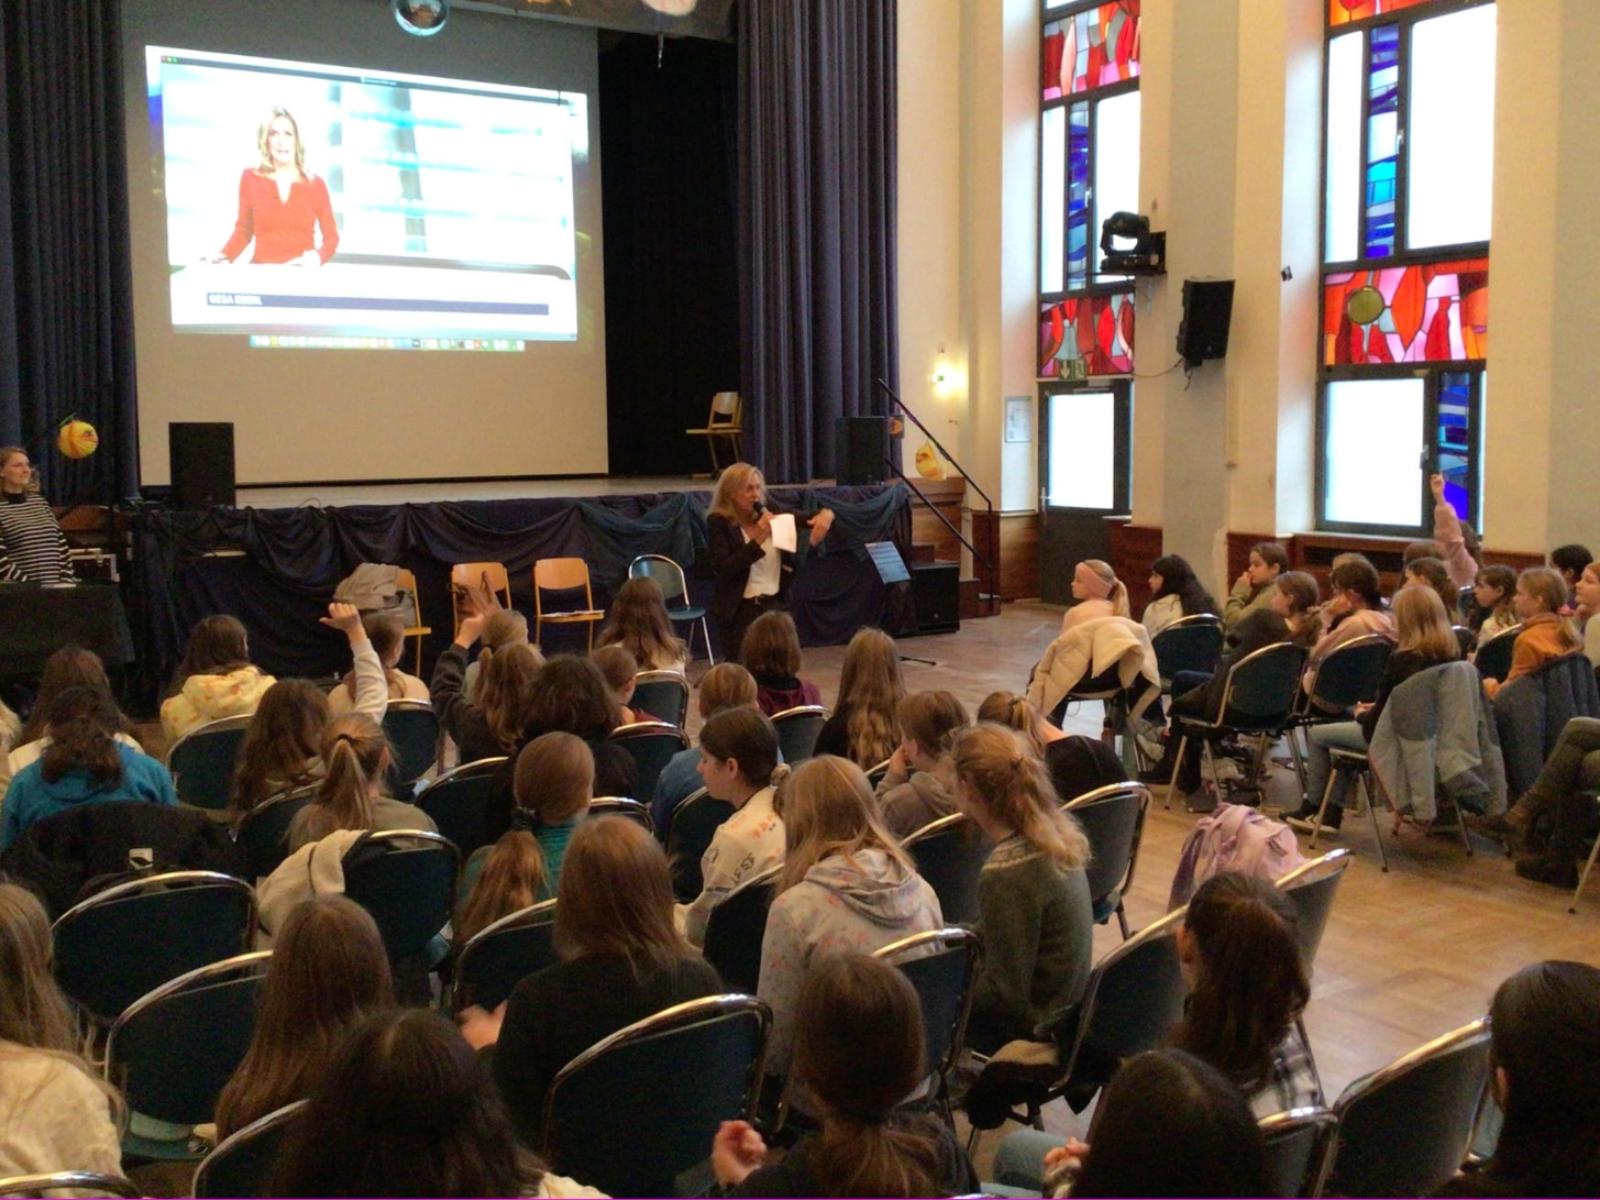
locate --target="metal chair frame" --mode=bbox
[903,811,988,926]
[701,863,783,994]
[587,796,655,833]
[382,699,439,787]
[610,721,691,800]
[0,1172,143,1198]
[1473,622,1522,681]
[865,757,893,788]
[164,714,253,810]
[393,566,431,676]
[873,926,984,1128]
[1311,746,1473,870]
[1259,1106,1340,1200]
[1150,613,1224,689]
[1063,782,1151,939]
[234,784,318,879]
[1286,635,1395,805]
[1568,788,1600,913]
[1276,848,1353,967]
[414,755,509,858]
[629,554,714,665]
[630,669,691,727]
[340,829,462,963]
[451,897,558,1013]
[191,1098,308,1199]
[770,704,828,764]
[532,557,606,651]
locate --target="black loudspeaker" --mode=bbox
[169,422,236,510]
[835,416,889,485]
[910,562,960,635]
[1176,279,1235,367]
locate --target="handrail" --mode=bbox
[878,378,996,513]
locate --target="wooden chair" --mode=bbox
[449,562,512,636]
[684,391,743,475]
[393,567,431,676]
[532,558,605,651]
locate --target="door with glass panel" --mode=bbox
[1038,383,1132,605]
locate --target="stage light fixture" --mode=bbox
[1099,210,1166,276]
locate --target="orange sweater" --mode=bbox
[1483,612,1582,697]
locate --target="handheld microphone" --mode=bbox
[751,500,765,518]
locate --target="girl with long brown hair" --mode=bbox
[286,713,434,851]
[740,609,822,714]
[2,646,140,796]
[597,575,688,674]
[433,603,544,764]
[812,626,905,768]
[875,690,969,836]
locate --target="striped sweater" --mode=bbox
[0,493,73,584]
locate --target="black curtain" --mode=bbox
[0,1,139,504]
[600,32,740,476]
[737,0,899,484]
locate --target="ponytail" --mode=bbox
[977,690,1048,758]
[952,723,1088,868]
[299,714,387,841]
[1108,577,1131,618]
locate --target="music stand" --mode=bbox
[865,541,935,666]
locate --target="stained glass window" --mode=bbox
[1435,370,1478,521]
[1329,0,1431,27]
[1322,257,1487,366]
[1363,23,1400,258]
[1066,103,1091,286]
[1042,1,1140,103]
[1039,293,1135,379]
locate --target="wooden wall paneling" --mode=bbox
[1110,523,1163,615]
[1226,532,1280,592]
[907,476,965,564]
[998,513,1040,599]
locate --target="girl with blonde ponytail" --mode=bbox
[288,713,436,850]
[952,723,1094,1053]
[977,690,1125,804]
[1059,558,1132,634]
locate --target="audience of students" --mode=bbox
[286,713,435,852]
[328,611,428,714]
[514,655,637,800]
[1303,555,1396,696]
[1,646,141,797]
[874,690,969,837]
[597,575,689,676]
[1223,541,1289,632]
[160,612,276,741]
[461,608,535,702]
[812,626,905,768]
[1470,563,1519,646]
[1142,553,1218,638]
[740,610,823,715]
[433,605,544,764]
[1059,559,1131,635]
[1481,567,1583,699]
[650,662,760,832]
[976,690,1125,804]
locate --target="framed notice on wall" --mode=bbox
[1004,395,1032,443]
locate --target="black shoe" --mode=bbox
[1515,854,1579,889]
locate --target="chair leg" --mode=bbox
[1115,901,1131,940]
[413,634,423,677]
[1363,772,1390,873]
[1454,801,1475,857]
[1289,727,1309,806]
[1309,767,1341,852]
[1569,829,1600,914]
[1201,738,1222,798]
[1166,731,1190,810]
[700,616,716,666]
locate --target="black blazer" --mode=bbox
[706,511,798,625]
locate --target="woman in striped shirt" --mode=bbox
[0,448,74,585]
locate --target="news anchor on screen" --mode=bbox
[706,462,834,662]
[212,107,339,266]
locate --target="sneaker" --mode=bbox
[1463,811,1512,839]
[1514,854,1579,890]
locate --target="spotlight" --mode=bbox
[393,0,449,37]
[1099,211,1166,276]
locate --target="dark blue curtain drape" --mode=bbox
[737,0,899,484]
[0,1,139,504]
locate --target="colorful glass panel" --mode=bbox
[1322,257,1488,366]
[1329,0,1431,27]
[1039,292,1136,378]
[1066,103,1091,287]
[1042,0,1140,102]
[1435,370,1475,519]
[1364,22,1400,258]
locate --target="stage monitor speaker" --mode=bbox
[1176,279,1235,367]
[835,416,889,485]
[910,562,960,635]
[169,422,236,510]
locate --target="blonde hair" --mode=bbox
[512,731,594,825]
[1519,567,1574,619]
[481,609,530,654]
[777,756,913,893]
[1081,559,1131,617]
[1393,585,1459,661]
[456,831,548,947]
[952,724,1089,868]
[898,690,969,759]
[256,106,308,177]
[298,714,389,842]
[478,641,543,752]
[976,690,1050,757]
[697,662,758,718]
[836,627,905,767]
[708,462,764,521]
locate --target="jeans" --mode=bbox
[992,1128,1064,1194]
[1305,721,1369,813]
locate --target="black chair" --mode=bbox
[903,812,990,926]
[1457,584,1475,621]
[702,865,781,994]
[541,994,771,1198]
[610,721,691,801]
[1276,848,1353,968]
[106,951,271,1162]
[632,670,690,728]
[874,926,983,1127]
[0,1172,142,1198]
[1063,783,1150,938]
[865,757,893,788]
[1287,635,1394,803]
[1151,613,1224,687]
[771,705,828,764]
[415,756,508,858]
[629,553,714,665]
[666,787,735,902]
[1474,623,1521,681]
[587,796,654,833]
[1319,1018,1492,1198]
[191,1098,307,1198]
[234,785,315,880]
[1259,1106,1339,1199]
[165,715,252,811]
[451,898,558,1012]
[383,700,439,787]
[52,871,256,1026]
[341,830,460,964]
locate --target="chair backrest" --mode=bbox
[771,704,827,764]
[533,556,594,600]
[1322,1018,1493,1198]
[632,671,690,727]
[610,722,691,801]
[1474,623,1521,680]
[341,830,460,962]
[453,898,558,1012]
[1306,635,1394,711]
[1059,908,1187,1085]
[382,701,439,786]
[235,786,316,880]
[394,566,423,623]
[450,562,512,633]
[587,796,655,834]
[52,870,256,1025]
[708,390,741,423]
[874,927,984,1091]
[415,756,509,858]
[1260,1106,1339,1200]
[105,951,271,1126]
[701,865,781,994]
[1064,783,1150,921]
[1151,614,1224,681]
[1219,642,1310,725]
[191,1098,307,1199]
[0,1172,142,1198]
[629,553,690,607]
[1276,848,1353,969]
[666,787,736,901]
[166,715,252,810]
[542,993,769,1198]
[903,813,990,925]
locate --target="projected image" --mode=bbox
[147,47,586,345]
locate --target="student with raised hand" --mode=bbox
[1059,559,1131,635]
[459,817,721,1148]
[1142,554,1218,639]
[2,646,141,796]
[432,598,543,764]
[214,895,394,1140]
[597,575,689,675]
[462,608,534,702]
[285,712,435,852]
[977,690,1125,804]
[711,954,978,1198]
[874,690,969,837]
[328,610,428,714]
[651,662,760,833]
[740,609,822,715]
[812,626,905,768]
[1223,541,1289,632]
[1430,472,1481,589]
[0,882,123,1180]
[1481,566,1582,700]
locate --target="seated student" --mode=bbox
[977,691,1124,803]
[1059,559,1132,635]
[1470,563,1519,647]
[273,1008,603,1199]
[459,817,722,1147]
[1550,543,1593,612]
[1405,556,1461,622]
[874,690,969,837]
[952,723,1093,1053]
[740,610,822,715]
[1482,567,1583,700]
[759,756,942,1065]
[1,688,177,851]
[1142,554,1218,639]
[1223,541,1289,633]
[455,830,549,947]
[711,954,979,1198]
[1435,960,1600,1198]
[1303,555,1396,696]
[160,612,277,741]
[432,605,543,765]
[328,611,427,715]
[591,644,661,726]
[1573,560,1600,668]
[0,883,123,1181]
[651,662,760,833]
[214,896,394,1140]
[1430,472,1482,589]
[677,707,787,947]
[513,656,637,801]
[286,713,436,852]
[1505,713,1600,886]
[813,627,905,768]
[1270,570,1322,647]
[2,646,142,796]
[462,608,534,702]
[596,575,689,675]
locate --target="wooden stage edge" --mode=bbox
[233,474,839,510]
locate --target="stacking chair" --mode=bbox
[1311,741,1474,870]
[771,704,828,765]
[587,796,654,833]
[393,566,431,675]
[702,864,782,993]
[610,721,690,801]
[52,871,256,1026]
[1474,623,1521,681]
[451,898,558,1012]
[532,558,605,651]
[415,756,508,858]
[1064,782,1150,938]
[166,715,252,811]
[106,951,271,1162]
[234,785,316,880]
[191,1099,308,1199]
[1276,848,1353,967]
[0,1173,142,1198]
[1319,1019,1492,1198]
[1151,613,1224,689]
[630,553,714,664]
[874,926,983,1127]
[541,994,770,1197]
[1259,1106,1339,1199]
[382,700,439,787]
[341,830,460,965]
[666,787,735,901]
[683,390,743,475]
[449,561,512,634]
[903,812,990,925]
[631,669,690,727]
[1287,635,1394,805]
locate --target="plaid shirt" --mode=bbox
[1250,1024,1325,1118]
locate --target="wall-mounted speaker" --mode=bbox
[169,422,236,510]
[1176,279,1235,367]
[835,415,889,485]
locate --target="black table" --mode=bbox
[0,582,136,675]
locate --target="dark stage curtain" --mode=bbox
[0,1,139,504]
[738,0,899,483]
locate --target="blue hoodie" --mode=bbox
[1,742,177,850]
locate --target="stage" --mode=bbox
[233,474,778,510]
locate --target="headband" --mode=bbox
[1075,562,1113,600]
